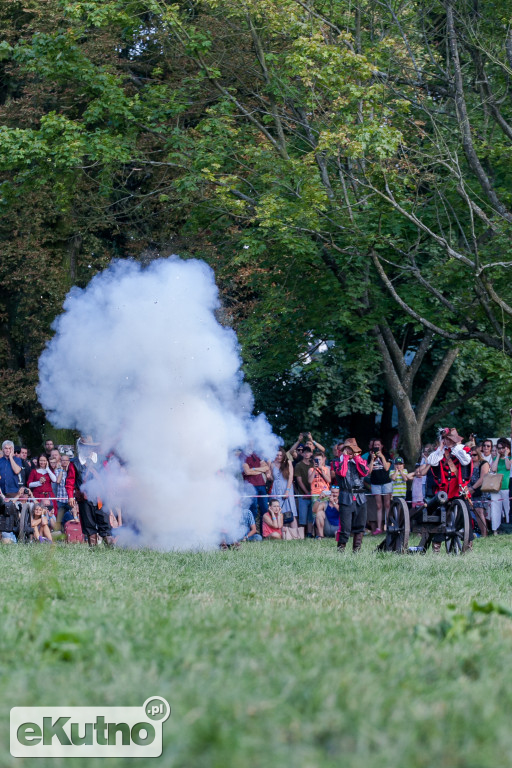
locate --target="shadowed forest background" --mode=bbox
[1,0,512,461]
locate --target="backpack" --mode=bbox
[64,519,85,543]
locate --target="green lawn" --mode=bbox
[2,537,512,767]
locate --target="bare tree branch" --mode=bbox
[423,378,489,431]
[445,2,512,222]
[415,346,460,429]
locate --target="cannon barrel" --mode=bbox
[426,490,448,513]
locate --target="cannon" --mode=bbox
[379,490,470,554]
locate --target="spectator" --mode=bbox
[27,455,57,511]
[294,445,314,537]
[11,485,34,540]
[489,438,511,534]
[0,492,19,543]
[303,432,326,453]
[14,446,31,487]
[291,444,304,466]
[480,439,493,465]
[0,440,23,498]
[30,503,53,542]
[49,448,61,464]
[262,499,283,539]
[315,486,340,538]
[390,458,408,498]
[242,450,270,535]
[468,446,489,537]
[289,431,325,455]
[419,444,433,499]
[332,438,369,552]
[44,439,55,460]
[288,433,306,460]
[410,464,427,509]
[308,451,331,538]
[50,453,69,531]
[239,508,262,542]
[270,447,298,535]
[367,439,392,535]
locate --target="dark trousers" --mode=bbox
[338,501,367,546]
[250,485,269,534]
[78,500,111,539]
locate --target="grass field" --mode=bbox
[2,536,512,767]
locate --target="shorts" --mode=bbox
[371,483,393,496]
[323,519,339,538]
[298,498,314,526]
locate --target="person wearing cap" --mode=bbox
[332,438,369,552]
[65,435,114,547]
[426,428,473,552]
[390,458,408,498]
[367,438,392,536]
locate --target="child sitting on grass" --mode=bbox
[30,504,53,542]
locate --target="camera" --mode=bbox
[314,458,320,465]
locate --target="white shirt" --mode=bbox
[78,452,97,465]
[427,443,471,467]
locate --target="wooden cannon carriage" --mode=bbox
[380,490,470,554]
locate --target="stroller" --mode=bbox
[0,497,33,542]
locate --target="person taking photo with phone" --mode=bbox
[367,439,391,535]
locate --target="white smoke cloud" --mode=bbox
[37,257,279,549]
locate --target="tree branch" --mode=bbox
[415,346,460,429]
[371,251,467,341]
[446,2,512,222]
[403,330,434,393]
[423,378,489,431]
[379,321,407,382]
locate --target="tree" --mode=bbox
[0,0,511,460]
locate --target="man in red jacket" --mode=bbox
[66,435,113,547]
[332,438,369,552]
[426,427,473,552]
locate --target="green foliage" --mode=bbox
[1,0,512,448]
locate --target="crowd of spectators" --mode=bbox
[0,428,510,547]
[236,428,511,545]
[0,439,84,543]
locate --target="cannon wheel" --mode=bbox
[381,497,410,553]
[445,498,470,554]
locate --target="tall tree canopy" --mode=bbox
[1,0,512,458]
